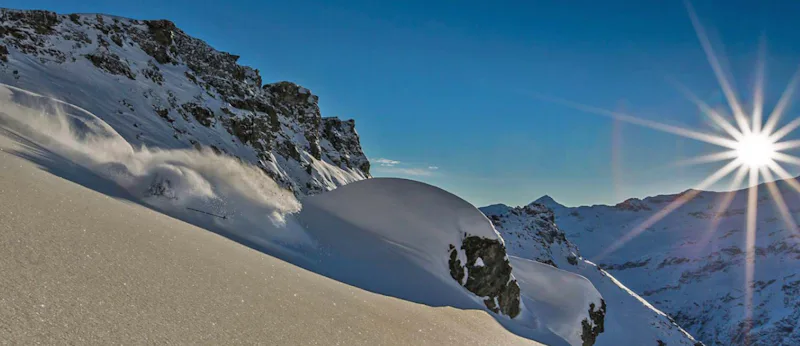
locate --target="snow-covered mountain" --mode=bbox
[0,8,369,195]
[481,202,703,345]
[506,182,800,345]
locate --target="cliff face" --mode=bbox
[0,9,370,195]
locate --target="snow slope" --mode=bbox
[1,82,607,345]
[0,132,541,346]
[550,185,800,345]
[481,202,702,345]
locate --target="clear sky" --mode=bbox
[7,0,800,207]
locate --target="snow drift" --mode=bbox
[297,178,606,345]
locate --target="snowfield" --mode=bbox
[1,82,606,345]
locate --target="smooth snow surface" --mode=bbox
[300,178,608,345]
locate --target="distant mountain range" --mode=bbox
[484,179,800,345]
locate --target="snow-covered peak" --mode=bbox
[532,194,565,210]
[0,8,370,196]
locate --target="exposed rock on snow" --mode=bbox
[449,236,521,318]
[484,202,579,268]
[581,300,606,346]
[299,178,524,319]
[0,8,369,196]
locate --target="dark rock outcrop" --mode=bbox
[448,235,521,318]
[85,51,135,79]
[180,102,214,127]
[581,299,606,346]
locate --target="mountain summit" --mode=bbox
[532,195,565,209]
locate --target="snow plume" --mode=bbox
[0,83,306,244]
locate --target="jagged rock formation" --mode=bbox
[0,8,369,195]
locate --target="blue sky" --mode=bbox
[7,0,800,207]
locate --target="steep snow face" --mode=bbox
[481,203,701,346]
[0,9,369,196]
[553,185,800,345]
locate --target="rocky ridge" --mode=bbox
[0,9,369,195]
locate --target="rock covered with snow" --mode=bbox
[483,202,580,268]
[481,202,702,346]
[533,195,566,211]
[0,8,369,196]
[448,236,521,317]
[614,197,652,211]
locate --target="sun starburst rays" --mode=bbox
[686,0,751,136]
[539,3,800,340]
[586,3,800,262]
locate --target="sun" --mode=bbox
[539,2,800,340]
[735,132,776,168]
